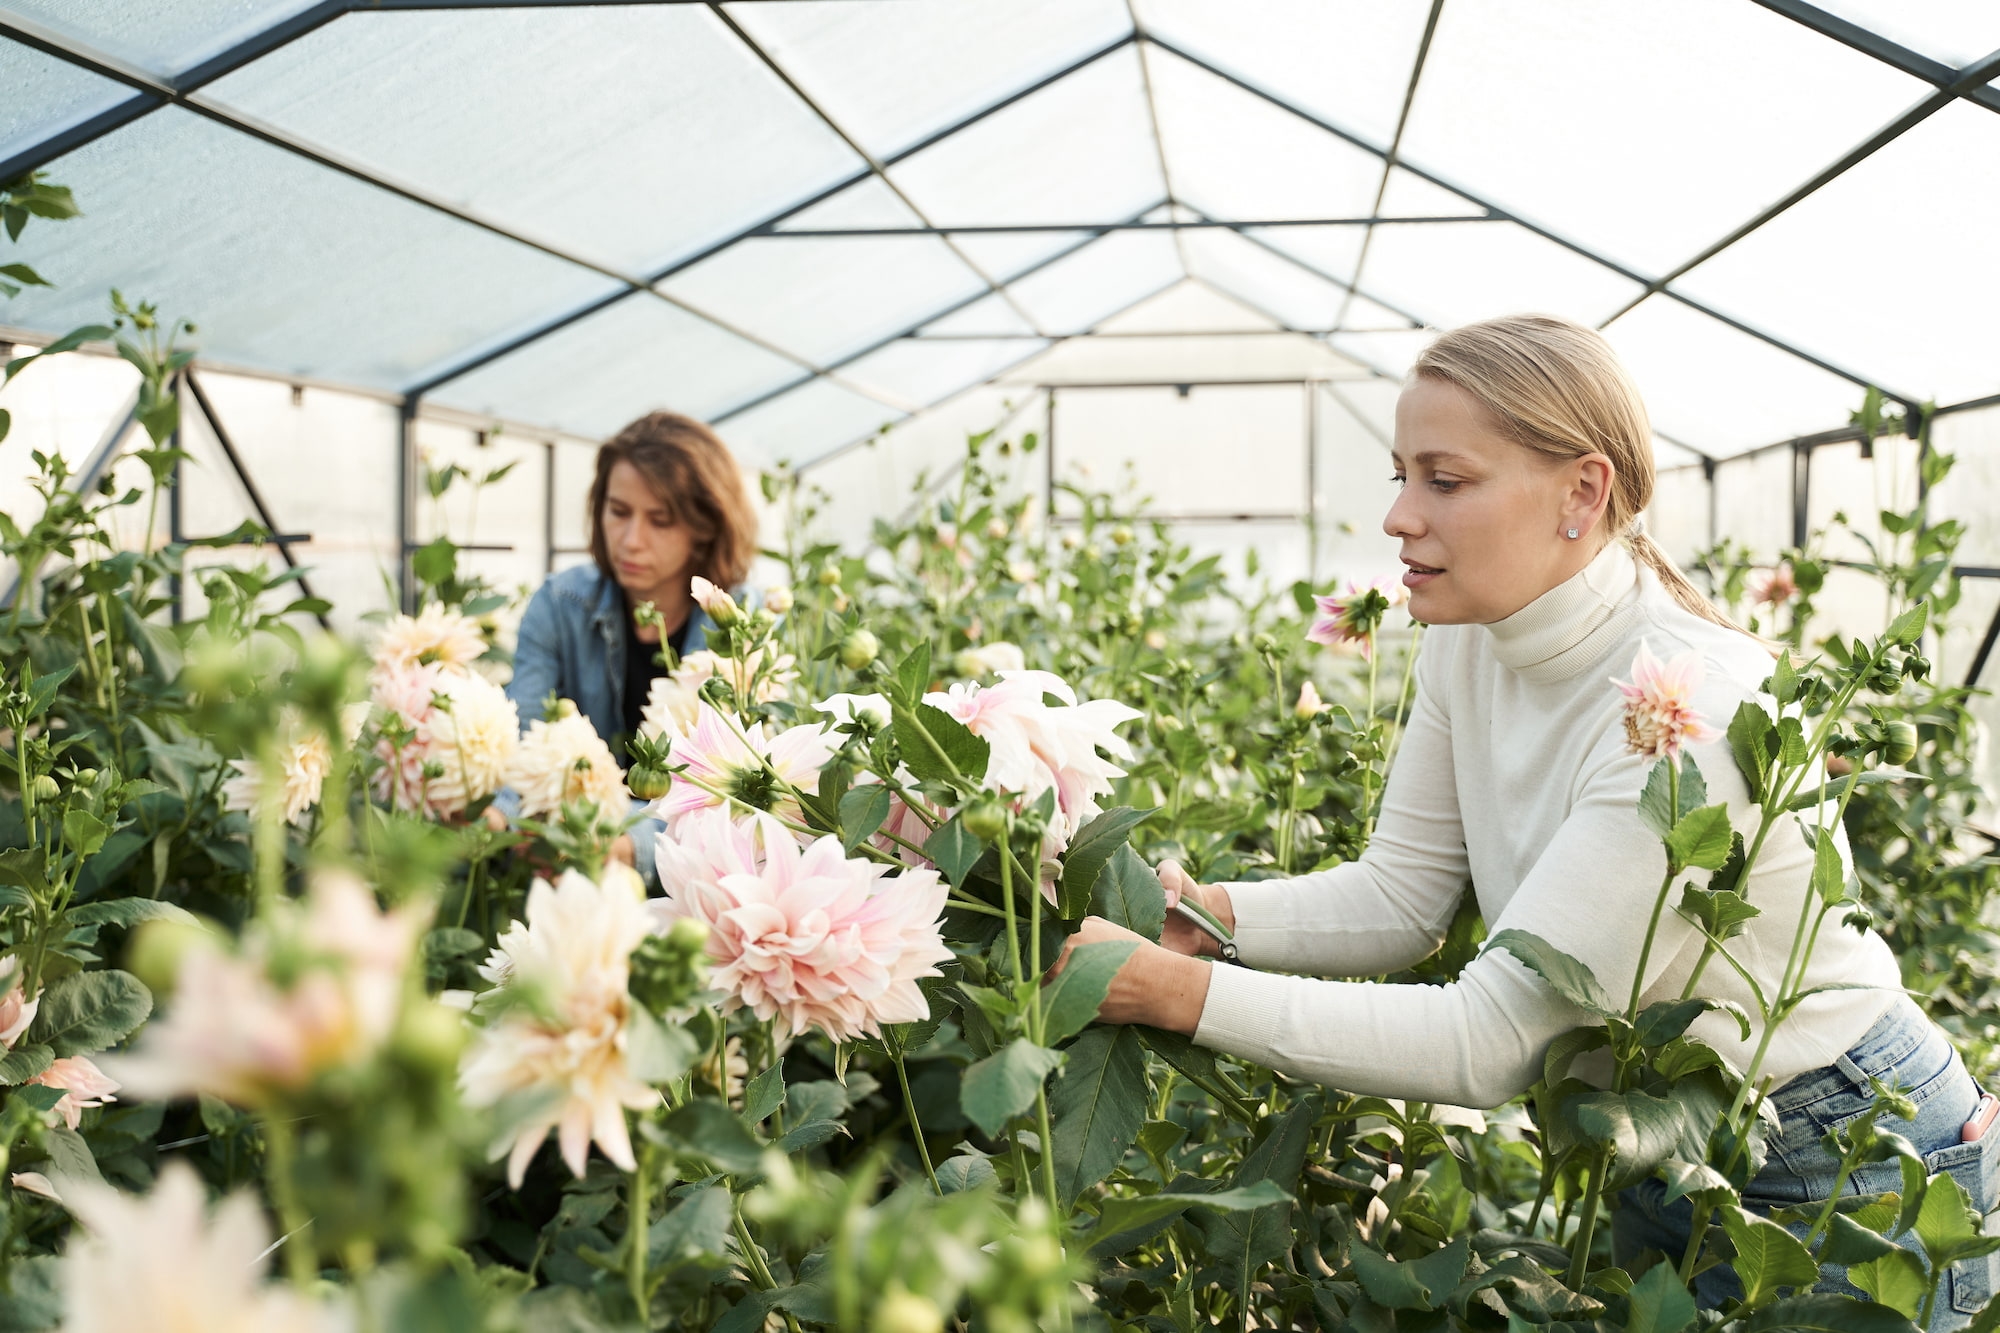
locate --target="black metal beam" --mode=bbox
[1603,43,2000,333]
[404,31,1139,399]
[1966,600,2000,689]
[1146,35,1919,406]
[754,215,1495,238]
[1752,0,2000,116]
[1184,204,1429,333]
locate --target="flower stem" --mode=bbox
[261,1113,316,1290]
[893,1050,942,1195]
[627,1147,650,1319]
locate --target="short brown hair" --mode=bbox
[588,412,758,590]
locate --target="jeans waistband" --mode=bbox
[1766,994,1933,1115]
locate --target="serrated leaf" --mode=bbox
[1624,1255,1697,1333]
[0,1044,54,1084]
[960,1039,1061,1138]
[1915,1169,2000,1271]
[1722,1207,1820,1309]
[1679,885,1762,942]
[742,1064,785,1125]
[657,1101,764,1175]
[1543,1026,1610,1085]
[895,702,989,788]
[1844,1252,1929,1322]
[1091,843,1167,942]
[1733,1294,1922,1333]
[894,643,932,706]
[1049,1025,1146,1207]
[1637,997,1753,1047]
[1639,761,1677,838]
[1041,941,1137,1047]
[1820,1210,1899,1268]
[24,970,151,1057]
[646,1182,731,1267]
[1886,602,1929,646]
[61,809,110,861]
[1082,1180,1290,1258]
[936,1154,996,1193]
[1058,807,1152,920]
[64,899,199,931]
[1486,928,1616,1018]
[1729,701,1777,801]
[1568,1090,1687,1190]
[1668,804,1735,872]
[924,814,983,889]
[1810,826,1848,905]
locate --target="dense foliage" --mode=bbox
[0,175,1996,1333]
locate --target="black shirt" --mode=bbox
[619,607,693,757]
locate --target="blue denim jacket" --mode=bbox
[501,562,713,887]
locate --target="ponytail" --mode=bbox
[1413,315,1762,644]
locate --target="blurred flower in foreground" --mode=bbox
[62,1161,349,1333]
[108,872,426,1107]
[658,811,951,1042]
[953,642,1026,678]
[458,870,661,1187]
[1613,642,1715,761]
[1295,681,1327,719]
[506,709,626,819]
[1307,580,1402,659]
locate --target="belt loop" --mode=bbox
[1835,1053,1872,1092]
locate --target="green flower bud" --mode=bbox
[1883,720,1919,766]
[28,775,59,804]
[961,798,1008,843]
[1110,524,1134,547]
[393,1000,467,1073]
[817,564,843,587]
[839,629,880,671]
[872,1288,944,1333]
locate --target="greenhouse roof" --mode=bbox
[3,0,1999,471]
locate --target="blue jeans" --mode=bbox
[1615,997,2000,1330]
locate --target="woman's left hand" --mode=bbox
[1049,916,1214,1035]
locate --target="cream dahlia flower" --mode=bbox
[38,1056,119,1131]
[506,710,627,819]
[953,642,1026,678]
[220,717,334,826]
[657,811,951,1043]
[458,870,662,1187]
[372,603,487,676]
[425,671,520,814]
[654,703,835,837]
[368,660,448,815]
[107,872,426,1107]
[1613,642,1717,761]
[61,1161,350,1333]
[0,956,39,1047]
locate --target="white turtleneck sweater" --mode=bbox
[1193,541,1903,1108]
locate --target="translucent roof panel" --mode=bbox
[8,109,617,392]
[1810,2,2000,67]
[887,46,1166,228]
[658,236,988,370]
[1093,280,1279,333]
[919,293,1039,338]
[1340,221,1646,330]
[718,377,905,469]
[1603,296,1867,457]
[1004,230,1181,335]
[1397,0,1929,275]
[1146,45,1385,222]
[1133,0,1438,147]
[1326,330,1436,380]
[1181,229,1359,331]
[723,0,1132,160]
[0,37,129,170]
[840,337,1049,407]
[1672,100,2000,408]
[429,296,804,440]
[202,7,864,276]
[2,0,322,78]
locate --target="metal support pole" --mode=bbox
[1967,599,2000,689]
[543,439,558,577]
[1305,384,1320,583]
[397,397,419,613]
[168,372,185,625]
[1043,388,1058,523]
[1703,455,1719,550]
[1791,442,1812,550]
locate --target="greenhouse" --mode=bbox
[2,1,2000,1329]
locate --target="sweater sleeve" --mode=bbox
[1219,635,1472,977]
[1196,732,1694,1109]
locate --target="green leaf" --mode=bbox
[1810,827,1848,905]
[1082,1180,1291,1257]
[1195,1090,1321,1291]
[1625,1256,1697,1333]
[1820,1210,1899,1268]
[1058,807,1153,920]
[1091,843,1166,942]
[1049,1025,1146,1208]
[1486,928,1616,1018]
[1721,1207,1821,1309]
[959,1039,1062,1138]
[24,970,151,1058]
[0,1255,61,1332]
[1897,1155,1929,1240]
[1771,652,1802,706]
[1729,701,1777,802]
[1568,1090,1688,1190]
[894,642,932,706]
[837,783,892,855]
[41,1125,103,1188]
[1660,1157,1736,1207]
[1885,602,1929,647]
[1351,1242,1438,1312]
[1041,941,1137,1046]
[1543,1025,1611,1085]
[411,537,457,588]
[1915,1169,2000,1270]
[1636,997,1753,1047]
[0,1044,54,1085]
[936,1154,997,1193]
[656,1101,764,1175]
[923,814,983,889]
[646,1183,731,1267]
[624,1005,699,1084]
[61,808,111,861]
[1639,761,1677,838]
[1844,1252,1929,1322]
[1679,885,1762,942]
[742,1064,786,1126]
[895,702,989,788]
[64,899,199,931]
[1733,1293,1922,1333]
[1667,804,1735,872]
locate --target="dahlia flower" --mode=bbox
[38,1056,118,1130]
[0,956,38,1046]
[424,671,520,814]
[639,649,800,740]
[506,710,627,819]
[1747,563,1799,608]
[61,1161,350,1333]
[1613,642,1717,761]
[107,872,426,1107]
[653,703,835,837]
[817,692,892,729]
[1295,681,1327,719]
[762,585,794,616]
[458,870,661,1187]
[372,603,487,676]
[689,575,740,626]
[953,642,1026,678]
[924,670,1143,841]
[368,660,448,815]
[1307,580,1403,659]
[657,812,951,1042]
[220,717,334,826]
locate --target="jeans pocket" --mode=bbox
[1921,1133,2000,1316]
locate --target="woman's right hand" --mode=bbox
[1157,860,1235,959]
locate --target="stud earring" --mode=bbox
[1565,527,1580,540]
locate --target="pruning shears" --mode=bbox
[1173,896,1241,965]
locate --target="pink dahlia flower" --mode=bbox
[1747,563,1799,609]
[36,1055,119,1130]
[367,661,449,815]
[658,812,951,1043]
[1307,580,1403,659]
[654,703,835,837]
[1613,642,1717,761]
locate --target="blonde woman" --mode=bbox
[1060,315,1988,1323]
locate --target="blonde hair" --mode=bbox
[1410,314,1750,639]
